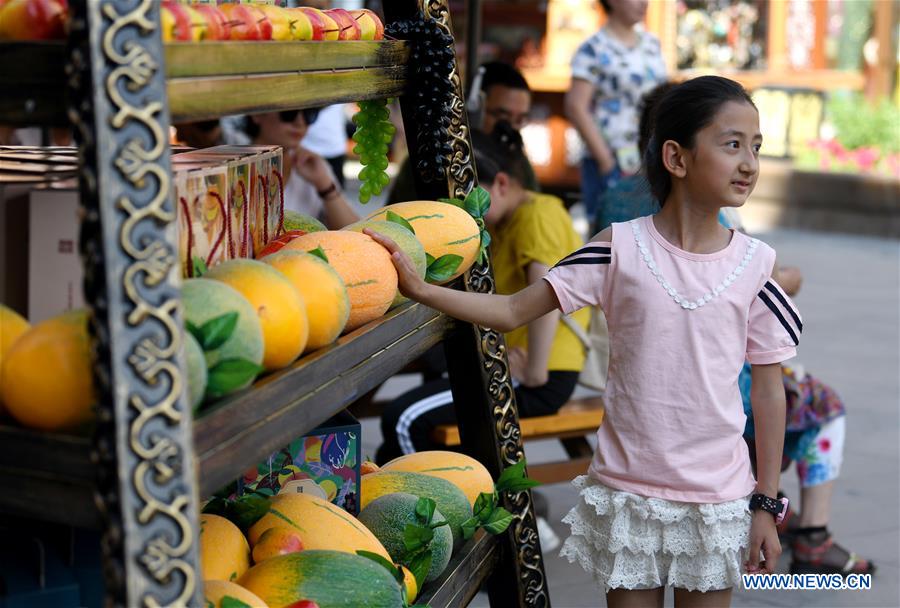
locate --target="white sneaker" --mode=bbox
[536,516,561,552]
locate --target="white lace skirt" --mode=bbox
[559,475,751,593]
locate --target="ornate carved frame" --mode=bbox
[68,1,201,606]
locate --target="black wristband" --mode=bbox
[317,182,338,199]
[749,493,780,516]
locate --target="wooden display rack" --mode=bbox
[0,1,550,606]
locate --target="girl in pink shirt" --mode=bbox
[368,75,800,607]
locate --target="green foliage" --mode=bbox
[828,94,900,154]
[308,246,329,263]
[460,458,541,540]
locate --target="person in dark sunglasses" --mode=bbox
[243,108,359,229]
[173,119,224,149]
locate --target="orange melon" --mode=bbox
[260,250,350,352]
[200,514,252,582]
[282,231,397,332]
[247,492,391,561]
[1,309,95,431]
[366,201,481,283]
[251,527,304,564]
[204,259,308,370]
[343,219,427,308]
[203,579,268,608]
[381,450,494,507]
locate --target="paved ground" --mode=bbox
[359,225,899,608]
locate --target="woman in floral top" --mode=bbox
[565,0,666,231]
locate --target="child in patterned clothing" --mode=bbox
[368,76,800,607]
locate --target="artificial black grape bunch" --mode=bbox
[386,17,455,183]
[352,98,395,204]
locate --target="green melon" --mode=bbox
[237,549,404,608]
[343,219,427,307]
[182,330,207,412]
[362,470,473,551]
[284,210,327,233]
[358,492,453,583]
[181,278,264,398]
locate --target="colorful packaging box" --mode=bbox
[239,411,362,515]
[179,147,257,260]
[204,145,283,256]
[174,162,229,277]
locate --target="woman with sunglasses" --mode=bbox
[244,108,359,229]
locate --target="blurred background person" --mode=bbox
[243,108,358,229]
[387,60,537,204]
[173,119,224,150]
[301,104,351,188]
[565,0,666,232]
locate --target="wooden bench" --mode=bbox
[430,396,605,484]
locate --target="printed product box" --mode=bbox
[239,411,362,514]
[177,147,255,260]
[204,145,283,256]
[174,162,230,277]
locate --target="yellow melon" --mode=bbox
[0,304,30,416]
[381,450,494,507]
[366,201,481,283]
[203,579,268,608]
[1,310,94,431]
[400,565,418,603]
[247,493,391,561]
[0,304,29,368]
[260,250,350,352]
[283,231,397,333]
[204,259,308,371]
[200,514,252,582]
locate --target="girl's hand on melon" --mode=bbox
[365,229,428,300]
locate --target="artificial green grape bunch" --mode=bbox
[352,98,395,204]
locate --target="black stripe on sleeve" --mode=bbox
[558,245,612,264]
[758,291,799,345]
[764,281,803,333]
[553,256,612,269]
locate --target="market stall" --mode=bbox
[0,1,551,606]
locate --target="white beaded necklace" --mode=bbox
[631,220,759,310]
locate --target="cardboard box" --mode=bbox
[28,188,82,323]
[239,411,362,514]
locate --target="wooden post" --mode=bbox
[383,1,551,605]
[869,0,897,100]
[768,0,789,72]
[68,1,202,606]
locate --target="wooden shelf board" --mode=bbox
[195,302,453,495]
[418,531,500,608]
[0,40,410,125]
[169,66,406,122]
[165,40,409,78]
[0,302,455,525]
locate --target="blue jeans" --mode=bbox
[581,157,623,228]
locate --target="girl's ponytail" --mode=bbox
[643,134,671,206]
[472,121,532,187]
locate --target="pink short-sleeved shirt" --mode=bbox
[544,215,802,503]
